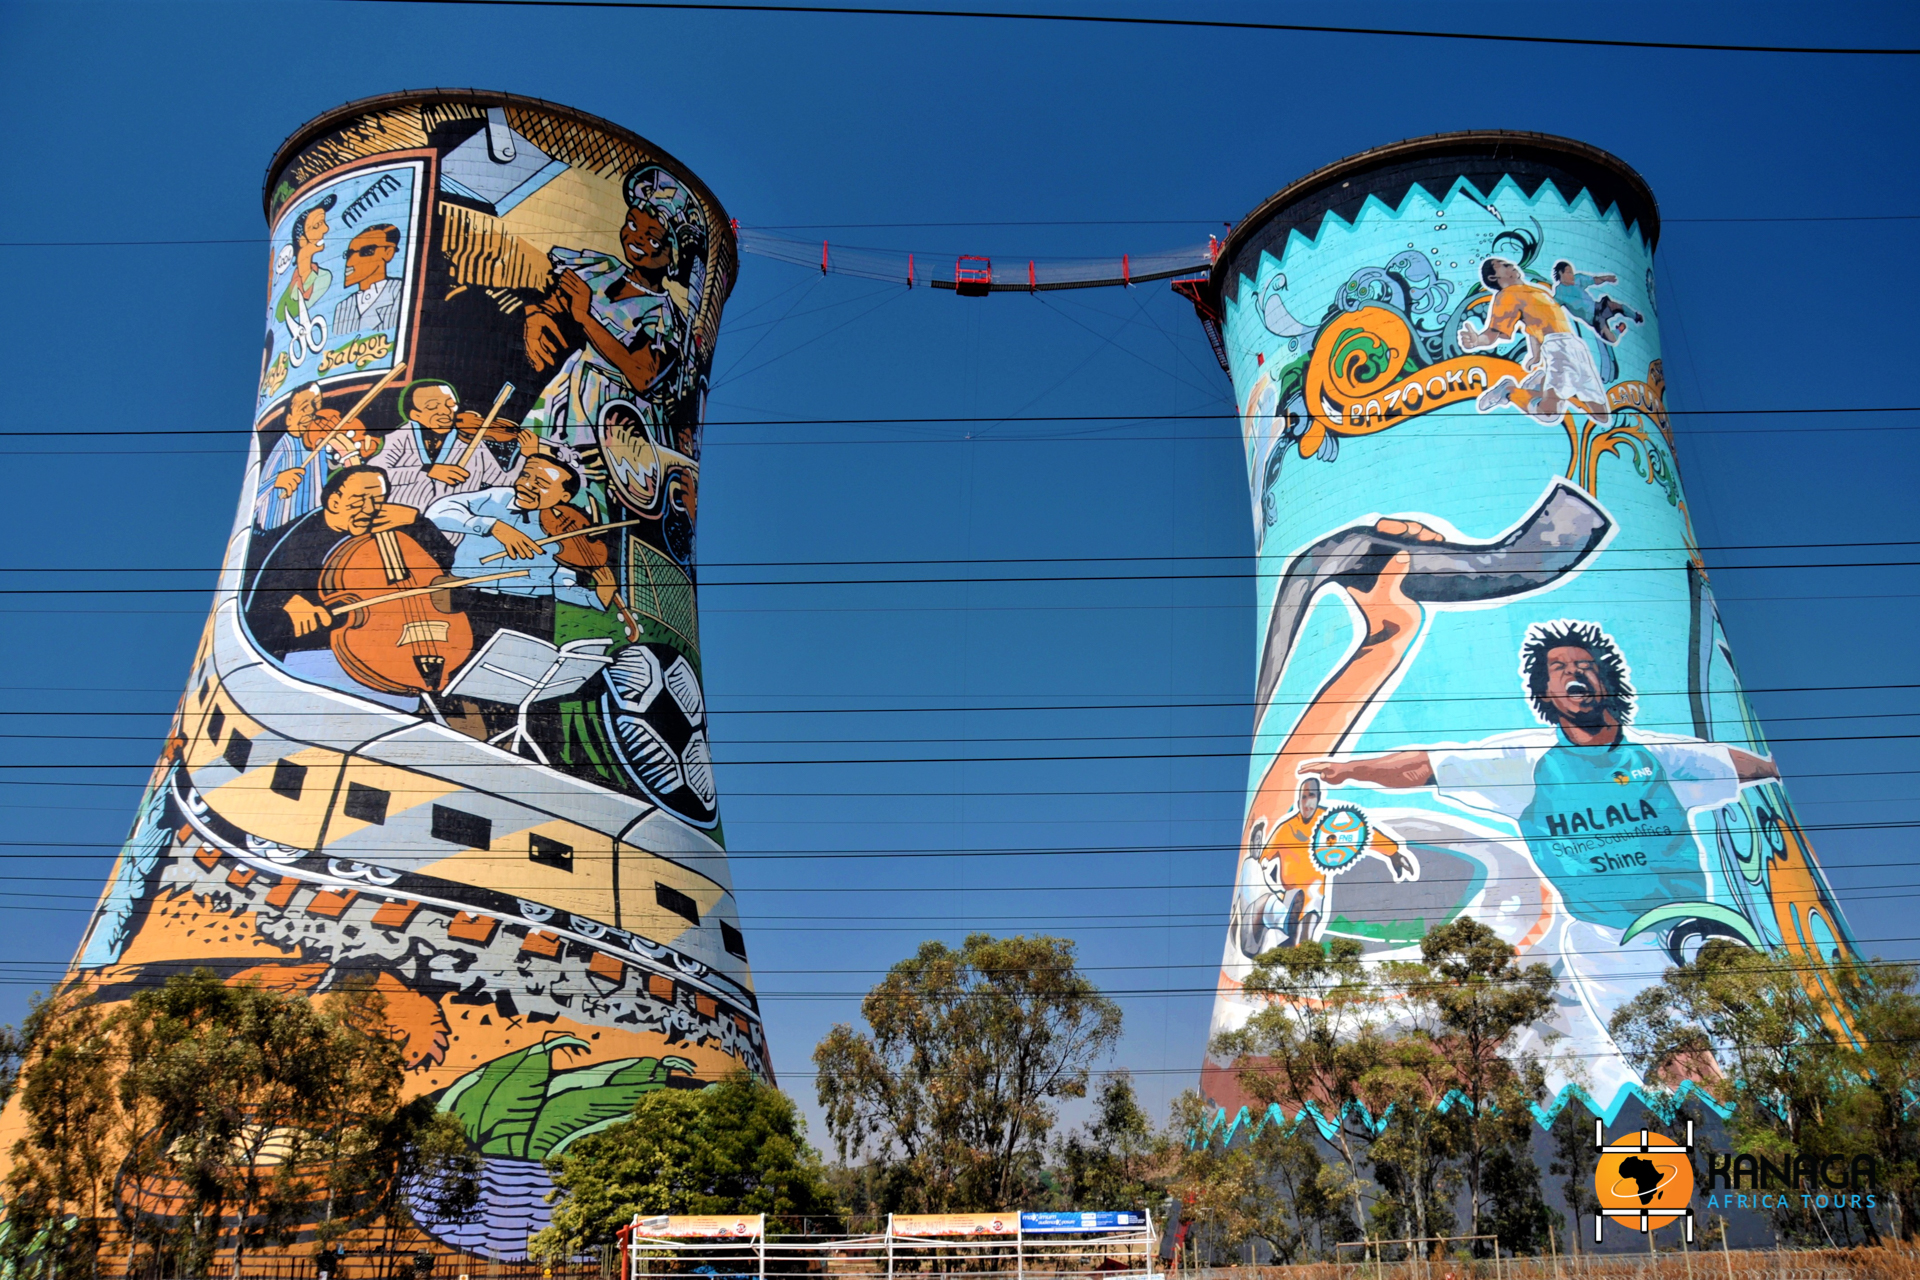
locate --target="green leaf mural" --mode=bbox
[439,1040,701,1161]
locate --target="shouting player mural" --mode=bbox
[1190,132,1857,1125]
[48,92,755,1257]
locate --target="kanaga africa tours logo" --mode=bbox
[1593,1121,1696,1241]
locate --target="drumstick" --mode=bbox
[478,518,645,564]
[456,382,516,471]
[302,362,407,473]
[327,570,530,615]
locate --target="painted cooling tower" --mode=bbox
[1195,132,1856,1123]
[67,91,757,1254]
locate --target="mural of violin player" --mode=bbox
[1195,132,1861,1128]
[33,93,756,1264]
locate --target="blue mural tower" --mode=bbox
[1191,132,1857,1124]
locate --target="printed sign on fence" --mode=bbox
[891,1213,1017,1236]
[634,1216,764,1239]
[1018,1212,1147,1234]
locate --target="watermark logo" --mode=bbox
[1593,1120,1696,1242]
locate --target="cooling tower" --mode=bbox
[1193,132,1856,1124]
[66,91,757,1254]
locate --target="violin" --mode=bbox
[318,528,474,695]
[539,505,643,642]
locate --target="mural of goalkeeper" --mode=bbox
[1298,619,1781,1098]
[1232,774,1419,957]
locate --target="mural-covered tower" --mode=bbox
[68,91,757,1253]
[1195,132,1857,1124]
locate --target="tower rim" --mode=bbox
[1207,129,1660,311]
[261,86,736,251]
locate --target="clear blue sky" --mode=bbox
[1,0,1917,1136]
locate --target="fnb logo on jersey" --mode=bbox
[1593,1121,1696,1241]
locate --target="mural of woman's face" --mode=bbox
[621,205,671,271]
[296,208,328,270]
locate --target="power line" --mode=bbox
[339,0,1920,56]
[0,560,1914,593]
[2,821,1917,861]
[16,706,1920,745]
[14,406,1920,436]
[3,729,1918,770]
[0,680,1910,709]
[11,537,1920,570]
[7,214,1920,248]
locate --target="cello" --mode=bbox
[317,527,487,695]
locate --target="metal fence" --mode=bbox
[1169,1247,1920,1280]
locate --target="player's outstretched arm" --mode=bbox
[1729,748,1780,784]
[1299,751,1436,790]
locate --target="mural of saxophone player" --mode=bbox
[522,164,705,454]
[1232,774,1417,957]
[1462,256,1614,427]
[1298,619,1786,1106]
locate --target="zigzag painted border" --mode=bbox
[1196,1079,1736,1150]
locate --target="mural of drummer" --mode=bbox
[1461,256,1614,426]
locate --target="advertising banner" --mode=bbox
[1019,1213,1150,1233]
[1201,133,1859,1124]
[635,1216,766,1239]
[892,1214,1019,1236]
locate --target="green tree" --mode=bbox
[1610,942,1919,1245]
[1164,1089,1351,1264]
[4,987,117,1279]
[1051,1073,1161,1211]
[533,1072,838,1260]
[1391,919,1556,1251]
[1545,1104,1600,1254]
[328,1099,481,1279]
[813,934,1123,1212]
[1207,940,1381,1235]
[1356,1032,1462,1248]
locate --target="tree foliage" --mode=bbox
[1163,1090,1351,1264]
[1612,942,1920,1244]
[3,970,478,1280]
[533,1072,837,1260]
[1205,924,1552,1255]
[1050,1073,1161,1212]
[812,934,1122,1212]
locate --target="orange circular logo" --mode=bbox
[1594,1132,1695,1230]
